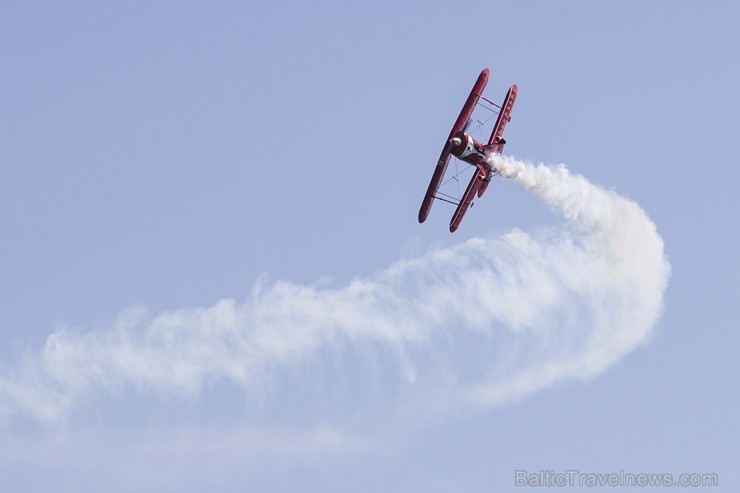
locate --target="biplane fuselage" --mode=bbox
[450,132,487,164]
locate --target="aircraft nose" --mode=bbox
[450,137,462,147]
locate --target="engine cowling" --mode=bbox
[449,132,485,161]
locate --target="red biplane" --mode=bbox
[418,68,517,232]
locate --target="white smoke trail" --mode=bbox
[0,156,670,425]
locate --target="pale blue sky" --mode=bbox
[1,2,738,491]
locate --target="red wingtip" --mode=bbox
[479,68,490,86]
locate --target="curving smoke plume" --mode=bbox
[0,156,670,425]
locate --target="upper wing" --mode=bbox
[418,147,452,223]
[450,68,490,140]
[487,84,518,152]
[418,69,490,223]
[449,168,485,233]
